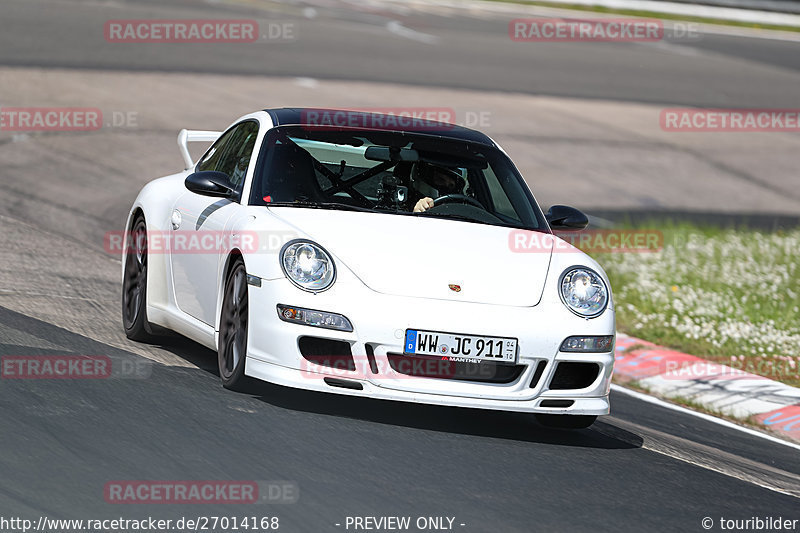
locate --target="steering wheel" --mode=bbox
[433,194,484,210]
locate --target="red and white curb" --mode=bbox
[614,333,800,442]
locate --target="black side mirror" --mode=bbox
[546,205,589,230]
[185,171,236,198]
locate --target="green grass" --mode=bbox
[590,222,800,386]
[490,0,800,33]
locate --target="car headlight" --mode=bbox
[559,267,608,318]
[560,335,614,352]
[277,304,352,331]
[280,240,335,292]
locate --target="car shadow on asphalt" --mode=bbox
[0,305,643,451]
[105,324,645,450]
[123,331,645,450]
[243,379,644,450]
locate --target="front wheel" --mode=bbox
[218,258,249,390]
[122,214,157,342]
[535,414,597,429]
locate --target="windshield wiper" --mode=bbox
[266,200,373,213]
[314,202,374,212]
[418,212,532,231]
[266,202,537,230]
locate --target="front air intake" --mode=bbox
[548,362,600,390]
[386,354,525,383]
[298,337,354,371]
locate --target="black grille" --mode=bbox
[549,362,600,390]
[298,337,354,371]
[365,343,379,374]
[387,354,525,384]
[529,360,548,388]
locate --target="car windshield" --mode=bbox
[249,126,546,230]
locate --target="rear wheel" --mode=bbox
[535,414,597,429]
[122,214,156,341]
[218,258,249,390]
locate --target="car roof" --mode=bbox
[264,107,495,146]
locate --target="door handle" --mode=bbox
[171,209,182,230]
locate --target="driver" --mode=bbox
[411,162,465,212]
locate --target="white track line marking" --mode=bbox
[598,416,800,498]
[385,20,441,44]
[612,383,800,451]
[294,77,320,88]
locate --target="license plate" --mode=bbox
[404,329,517,363]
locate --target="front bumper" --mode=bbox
[243,275,615,416]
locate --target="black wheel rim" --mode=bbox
[122,220,147,329]
[220,266,248,380]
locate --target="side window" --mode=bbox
[196,121,259,189]
[482,165,520,222]
[215,122,259,187]
[196,128,236,172]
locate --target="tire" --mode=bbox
[535,414,597,429]
[218,258,249,391]
[122,214,157,342]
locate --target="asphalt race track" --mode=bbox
[1,0,800,531]
[2,305,800,531]
[3,0,800,108]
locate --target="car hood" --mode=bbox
[268,207,553,307]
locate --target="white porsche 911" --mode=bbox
[122,108,615,429]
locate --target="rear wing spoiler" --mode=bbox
[177,129,223,170]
